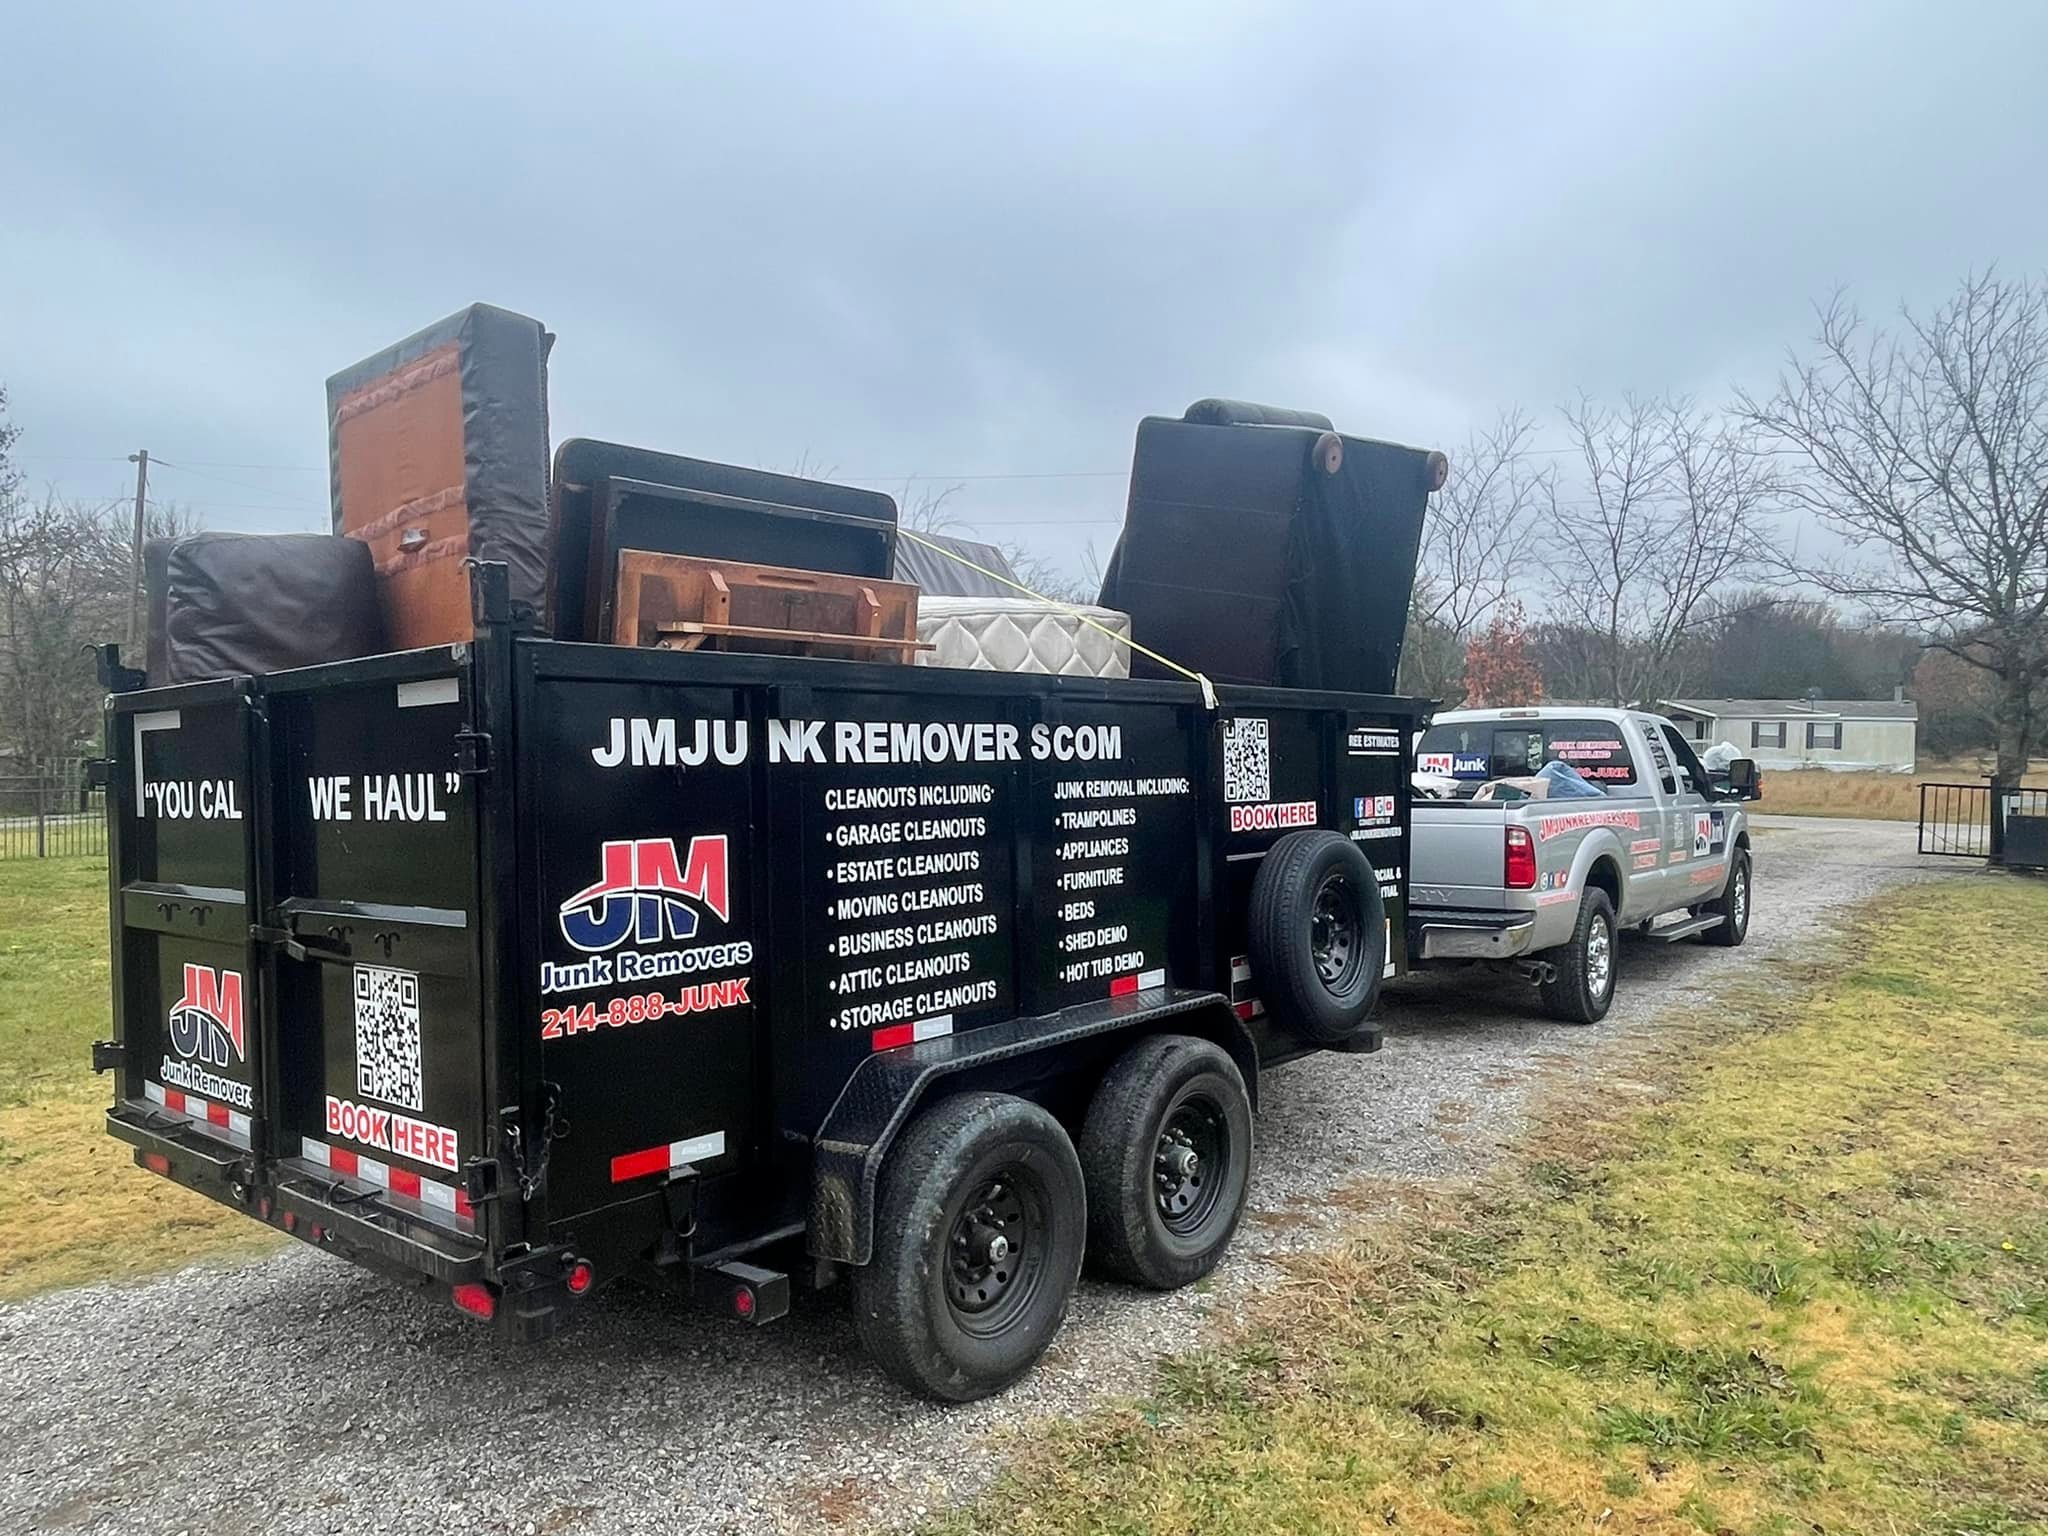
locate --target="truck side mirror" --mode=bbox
[1724,758,1760,799]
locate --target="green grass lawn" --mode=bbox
[933,878,2048,1536]
[0,857,276,1300]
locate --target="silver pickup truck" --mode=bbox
[1404,706,1760,1023]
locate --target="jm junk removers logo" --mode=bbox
[559,836,731,952]
[168,964,246,1065]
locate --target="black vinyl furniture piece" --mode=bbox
[549,439,898,642]
[1098,399,1445,695]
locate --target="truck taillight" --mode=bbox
[1504,826,1538,890]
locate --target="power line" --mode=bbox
[845,469,1128,483]
[940,515,1122,528]
[145,458,325,472]
[143,494,325,517]
[151,457,324,507]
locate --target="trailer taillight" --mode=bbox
[1504,826,1538,890]
[451,1282,498,1322]
[731,1284,757,1320]
[566,1260,594,1296]
[141,1151,172,1177]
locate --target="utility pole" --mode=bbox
[126,449,149,653]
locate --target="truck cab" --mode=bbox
[1404,706,1758,1023]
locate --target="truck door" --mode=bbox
[1654,720,1733,907]
[1628,716,1686,913]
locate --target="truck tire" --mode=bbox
[1079,1035,1253,1290]
[1539,887,1617,1025]
[1248,830,1386,1045]
[1703,850,1750,947]
[853,1092,1086,1402]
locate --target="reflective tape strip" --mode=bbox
[870,1014,954,1052]
[395,677,459,709]
[297,1136,475,1228]
[144,1080,251,1146]
[610,1130,727,1184]
[1108,967,1167,999]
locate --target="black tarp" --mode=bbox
[892,532,1020,597]
[1097,405,1438,694]
[148,532,384,685]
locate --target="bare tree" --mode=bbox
[0,494,196,762]
[895,479,965,534]
[1738,271,2048,779]
[1404,410,1545,696]
[0,385,20,509]
[1540,394,1775,704]
[998,540,1099,606]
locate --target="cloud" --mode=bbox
[4,0,2044,574]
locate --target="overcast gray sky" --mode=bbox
[4,1,2044,576]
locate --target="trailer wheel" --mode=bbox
[1079,1034,1252,1290]
[1703,850,1750,947]
[853,1092,1086,1402]
[1248,830,1386,1044]
[1539,887,1617,1024]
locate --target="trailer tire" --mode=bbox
[1247,830,1386,1044]
[853,1092,1086,1402]
[1080,1035,1252,1290]
[1703,850,1750,947]
[1539,887,1617,1025]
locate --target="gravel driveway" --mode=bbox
[0,815,1956,1535]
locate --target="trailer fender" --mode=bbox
[807,987,1252,1267]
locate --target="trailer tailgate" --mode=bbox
[107,683,264,1166]
[259,657,489,1241]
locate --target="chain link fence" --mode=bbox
[0,758,107,860]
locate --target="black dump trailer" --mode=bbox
[99,355,1443,1399]
[96,567,1424,1398]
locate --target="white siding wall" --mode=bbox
[1697,714,1916,772]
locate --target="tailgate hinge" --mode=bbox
[454,727,492,778]
[91,1039,125,1074]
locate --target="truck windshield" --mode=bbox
[1416,718,1640,789]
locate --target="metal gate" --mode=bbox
[1917,782,1991,857]
[0,757,107,860]
[1918,781,2048,868]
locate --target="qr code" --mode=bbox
[353,964,422,1111]
[1222,716,1271,803]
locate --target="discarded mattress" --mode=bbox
[916,597,1131,678]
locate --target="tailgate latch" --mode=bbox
[455,727,492,778]
[251,922,352,964]
[91,1040,124,1074]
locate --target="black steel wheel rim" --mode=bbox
[1310,870,1365,993]
[945,1170,1046,1336]
[1154,1092,1229,1236]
